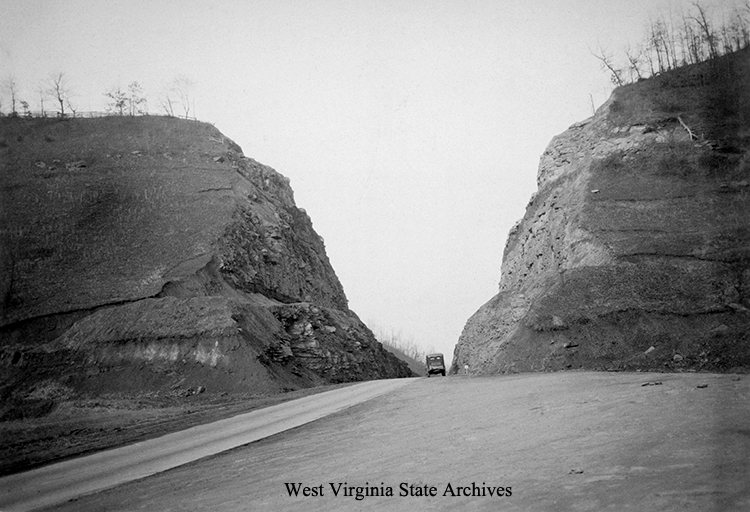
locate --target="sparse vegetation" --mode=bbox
[0,74,179,120]
[594,1,750,86]
[103,83,149,117]
[158,75,196,119]
[372,326,432,375]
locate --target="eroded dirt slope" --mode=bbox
[0,116,411,421]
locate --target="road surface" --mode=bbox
[5,371,750,511]
[0,377,417,512]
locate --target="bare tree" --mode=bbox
[159,75,196,118]
[105,87,128,115]
[648,17,679,73]
[158,87,176,117]
[592,44,625,87]
[691,2,718,60]
[681,14,705,64]
[597,0,750,88]
[372,325,430,363]
[3,75,19,115]
[66,97,78,117]
[127,81,147,115]
[36,81,47,116]
[48,72,74,116]
[724,3,750,51]
[665,12,680,68]
[625,44,645,81]
[650,19,666,72]
[173,74,195,119]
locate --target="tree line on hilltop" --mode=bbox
[372,326,437,371]
[0,73,197,120]
[594,1,750,87]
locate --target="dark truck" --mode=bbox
[425,353,446,377]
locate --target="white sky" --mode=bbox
[0,0,737,364]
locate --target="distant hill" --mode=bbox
[381,342,426,377]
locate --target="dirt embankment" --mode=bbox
[0,115,411,425]
[452,48,750,375]
[0,382,362,477]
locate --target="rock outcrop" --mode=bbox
[452,48,750,374]
[0,116,411,408]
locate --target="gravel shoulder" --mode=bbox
[36,371,750,511]
[0,383,359,476]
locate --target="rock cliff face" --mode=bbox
[0,116,410,406]
[452,49,750,374]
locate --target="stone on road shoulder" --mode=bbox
[38,372,750,511]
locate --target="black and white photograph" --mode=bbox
[1,0,749,510]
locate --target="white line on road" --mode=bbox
[0,377,417,512]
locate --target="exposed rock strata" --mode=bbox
[452,49,750,374]
[0,116,410,409]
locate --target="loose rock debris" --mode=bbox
[641,381,663,387]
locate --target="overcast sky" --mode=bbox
[0,0,739,364]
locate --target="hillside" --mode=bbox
[0,115,411,418]
[451,48,750,374]
[381,343,426,377]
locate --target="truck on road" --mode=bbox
[425,353,446,377]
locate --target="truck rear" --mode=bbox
[425,353,446,377]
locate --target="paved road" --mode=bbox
[29,371,750,512]
[0,377,417,512]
